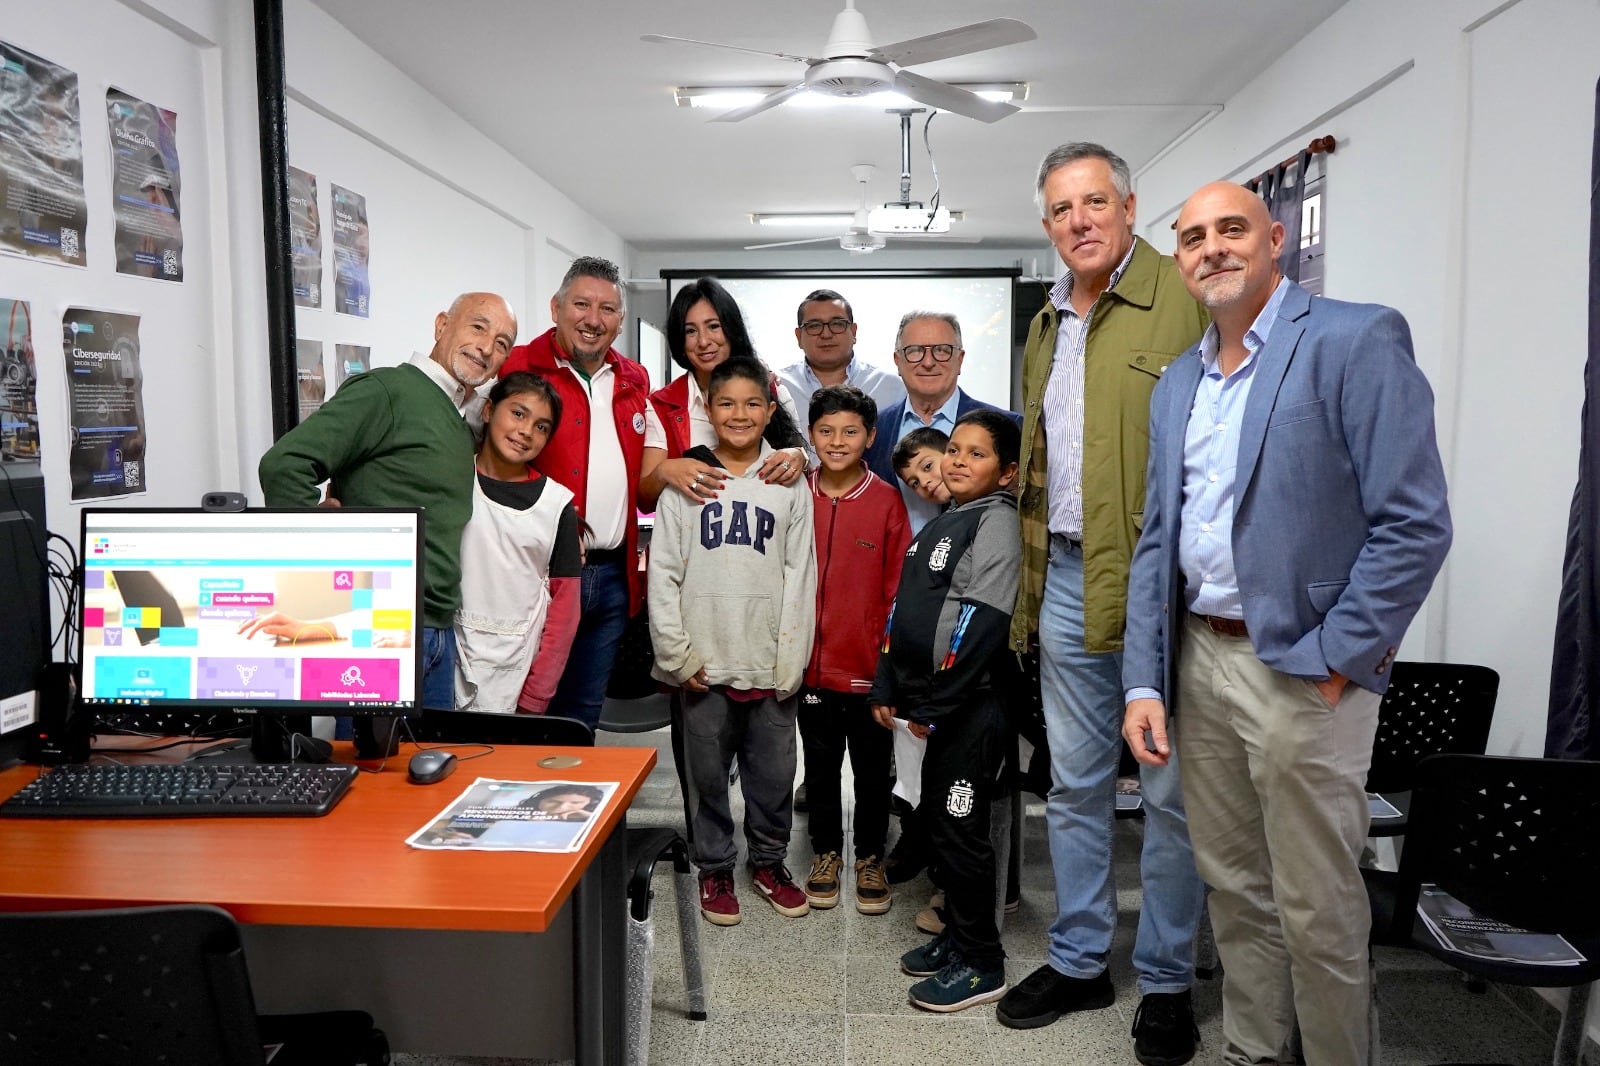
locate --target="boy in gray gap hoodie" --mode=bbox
[649,357,817,926]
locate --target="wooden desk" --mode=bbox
[0,742,657,1065]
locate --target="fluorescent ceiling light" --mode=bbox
[676,83,1026,109]
[751,214,855,228]
[752,210,965,227]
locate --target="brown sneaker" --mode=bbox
[805,851,843,908]
[854,855,892,915]
[916,889,946,934]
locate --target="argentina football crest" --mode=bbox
[928,536,952,572]
[946,778,974,817]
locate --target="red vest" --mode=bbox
[646,374,696,459]
[500,329,650,613]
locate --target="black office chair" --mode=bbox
[409,706,708,1058]
[1365,662,1499,836]
[0,904,388,1066]
[1365,754,1600,1066]
[408,708,594,746]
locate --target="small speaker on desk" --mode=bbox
[27,662,91,765]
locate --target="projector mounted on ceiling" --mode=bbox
[643,1,1035,123]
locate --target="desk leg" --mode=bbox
[574,810,629,1066]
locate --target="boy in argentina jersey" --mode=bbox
[872,409,1022,1013]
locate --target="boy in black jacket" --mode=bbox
[871,409,1022,1012]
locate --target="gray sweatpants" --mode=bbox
[680,687,797,872]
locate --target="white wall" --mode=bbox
[1136,0,1600,761]
[0,0,632,527]
[1,0,230,533]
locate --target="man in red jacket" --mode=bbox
[498,257,648,729]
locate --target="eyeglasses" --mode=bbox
[897,343,957,364]
[801,318,852,336]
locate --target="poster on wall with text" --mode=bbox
[330,184,369,317]
[1,298,40,460]
[289,166,321,307]
[62,308,147,499]
[334,343,369,388]
[0,40,88,266]
[106,88,183,281]
[296,338,325,423]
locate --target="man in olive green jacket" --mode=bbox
[997,144,1209,1066]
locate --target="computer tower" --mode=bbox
[0,461,50,767]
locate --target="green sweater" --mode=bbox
[258,362,473,629]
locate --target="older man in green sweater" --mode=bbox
[259,291,517,719]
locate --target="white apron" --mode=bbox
[453,474,574,713]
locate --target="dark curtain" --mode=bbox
[1546,77,1600,760]
[1246,150,1311,282]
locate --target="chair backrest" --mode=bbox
[1365,661,1499,793]
[409,709,595,747]
[1396,753,1600,940]
[0,904,266,1066]
[597,692,673,734]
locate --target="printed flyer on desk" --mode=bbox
[408,778,620,853]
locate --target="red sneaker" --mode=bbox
[699,870,741,926]
[751,864,811,917]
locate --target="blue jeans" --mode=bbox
[1039,538,1204,993]
[550,556,630,731]
[338,625,455,743]
[420,625,456,711]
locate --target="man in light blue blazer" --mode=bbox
[1121,183,1451,1066]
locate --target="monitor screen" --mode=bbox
[78,508,424,718]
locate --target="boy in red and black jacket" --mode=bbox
[799,386,911,916]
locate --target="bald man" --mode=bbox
[260,291,519,716]
[1122,183,1450,1066]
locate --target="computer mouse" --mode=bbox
[407,749,457,785]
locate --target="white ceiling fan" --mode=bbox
[746,164,979,254]
[642,1,1035,123]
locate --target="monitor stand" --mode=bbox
[246,713,329,763]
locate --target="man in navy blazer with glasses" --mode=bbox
[1122,182,1451,1066]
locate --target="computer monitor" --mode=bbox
[78,508,425,761]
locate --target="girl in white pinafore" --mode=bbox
[454,371,583,714]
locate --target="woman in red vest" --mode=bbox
[638,277,809,510]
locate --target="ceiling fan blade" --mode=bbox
[744,236,840,251]
[640,34,813,65]
[712,82,809,122]
[893,70,1018,123]
[872,18,1036,67]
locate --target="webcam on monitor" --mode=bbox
[201,491,248,512]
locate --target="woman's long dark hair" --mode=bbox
[665,276,802,451]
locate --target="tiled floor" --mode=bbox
[396,727,1570,1066]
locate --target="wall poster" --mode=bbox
[330,183,369,317]
[0,39,87,266]
[63,308,146,499]
[1,298,39,460]
[106,87,183,281]
[334,343,369,388]
[289,166,321,308]
[296,338,325,423]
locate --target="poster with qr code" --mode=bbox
[331,184,369,317]
[289,167,322,307]
[0,298,40,460]
[62,308,147,500]
[0,40,88,266]
[106,88,183,281]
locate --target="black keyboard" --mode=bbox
[0,762,360,818]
